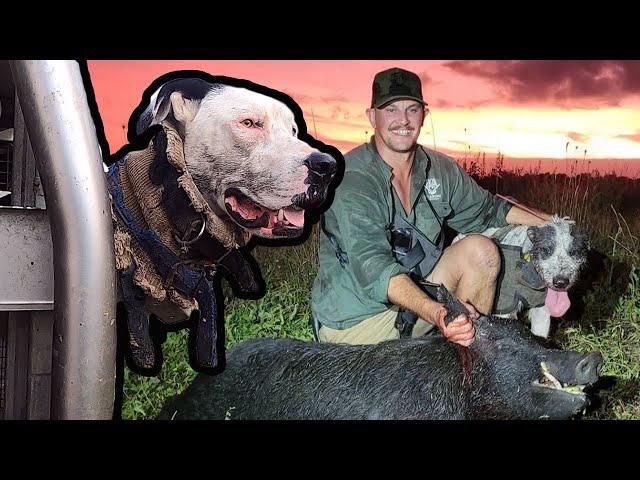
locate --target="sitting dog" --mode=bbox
[107,73,339,371]
[455,215,588,338]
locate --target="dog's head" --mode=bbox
[526,215,589,291]
[136,77,338,239]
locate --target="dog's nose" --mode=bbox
[552,276,570,289]
[304,152,337,177]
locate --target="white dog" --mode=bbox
[109,76,339,370]
[136,77,337,239]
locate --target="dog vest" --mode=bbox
[108,122,259,370]
[490,225,547,315]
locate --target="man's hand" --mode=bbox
[430,301,479,347]
[388,275,479,346]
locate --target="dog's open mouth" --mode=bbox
[224,188,305,238]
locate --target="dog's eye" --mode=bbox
[242,119,255,128]
[292,126,297,136]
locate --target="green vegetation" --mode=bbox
[121,156,639,420]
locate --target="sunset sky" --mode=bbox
[87,60,640,177]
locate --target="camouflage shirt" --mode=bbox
[311,139,513,330]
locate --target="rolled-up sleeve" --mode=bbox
[447,162,513,233]
[326,170,408,304]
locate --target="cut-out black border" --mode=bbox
[77,63,345,418]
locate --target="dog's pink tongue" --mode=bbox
[283,208,305,227]
[545,289,571,317]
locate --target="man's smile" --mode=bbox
[391,128,414,136]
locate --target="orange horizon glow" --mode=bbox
[87,60,640,178]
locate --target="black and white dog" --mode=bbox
[456,215,589,338]
[489,216,588,337]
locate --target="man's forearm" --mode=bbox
[387,274,444,326]
[505,204,553,227]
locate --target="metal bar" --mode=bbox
[27,310,54,419]
[10,60,117,420]
[5,312,29,420]
[11,94,24,207]
[0,302,54,311]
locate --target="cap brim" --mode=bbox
[375,95,428,109]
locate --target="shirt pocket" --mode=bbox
[428,200,452,223]
[415,200,451,243]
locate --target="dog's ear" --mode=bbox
[135,78,212,135]
[570,225,590,254]
[526,226,539,243]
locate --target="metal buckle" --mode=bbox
[174,213,207,254]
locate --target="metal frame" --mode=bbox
[10,60,117,419]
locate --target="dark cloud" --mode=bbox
[443,60,640,106]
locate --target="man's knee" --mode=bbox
[461,234,501,276]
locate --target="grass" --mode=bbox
[120,243,317,420]
[121,329,196,420]
[121,155,640,421]
[558,267,640,419]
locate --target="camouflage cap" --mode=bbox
[371,67,427,108]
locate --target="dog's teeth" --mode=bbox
[277,209,284,222]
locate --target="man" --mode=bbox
[311,67,551,346]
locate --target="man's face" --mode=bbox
[366,100,426,154]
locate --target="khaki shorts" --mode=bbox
[317,267,441,345]
[318,306,436,344]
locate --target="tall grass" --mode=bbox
[466,153,640,253]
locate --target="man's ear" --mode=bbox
[366,107,376,129]
[421,106,428,127]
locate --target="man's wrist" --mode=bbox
[420,297,446,326]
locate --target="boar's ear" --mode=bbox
[135,78,212,135]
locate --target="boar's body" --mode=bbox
[159,316,601,420]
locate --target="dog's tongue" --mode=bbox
[283,208,305,227]
[545,288,571,317]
